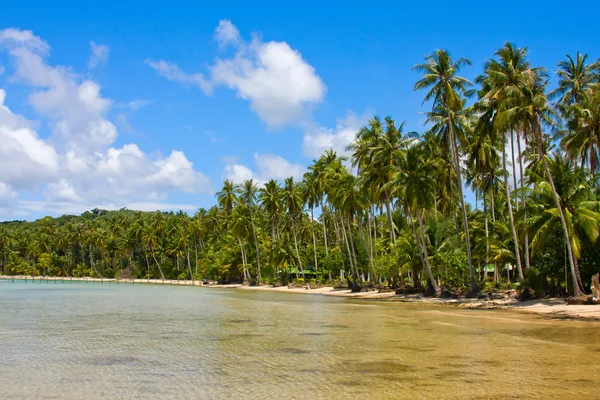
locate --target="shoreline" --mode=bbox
[3,275,599,320]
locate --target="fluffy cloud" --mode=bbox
[224,153,304,185]
[302,112,366,158]
[88,41,109,69]
[0,29,212,218]
[149,20,326,128]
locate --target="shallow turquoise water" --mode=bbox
[1,280,599,399]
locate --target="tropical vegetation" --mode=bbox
[2,44,599,296]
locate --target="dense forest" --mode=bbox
[1,44,599,296]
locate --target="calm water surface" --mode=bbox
[1,280,599,399]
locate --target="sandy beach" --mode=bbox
[3,275,599,320]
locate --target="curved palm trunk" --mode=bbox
[517,136,530,270]
[503,132,524,280]
[340,217,358,290]
[448,118,477,293]
[238,238,249,282]
[151,246,165,280]
[417,209,441,296]
[533,117,583,295]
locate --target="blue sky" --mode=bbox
[1,0,598,220]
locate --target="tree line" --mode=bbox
[1,43,599,296]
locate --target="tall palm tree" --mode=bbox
[414,49,478,294]
[526,154,600,291]
[398,143,441,295]
[475,43,533,279]
[237,179,262,283]
[283,177,304,279]
[259,179,283,241]
[303,168,321,272]
[501,66,585,295]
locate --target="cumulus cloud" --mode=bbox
[302,112,367,158]
[224,153,304,185]
[88,41,109,69]
[0,28,212,218]
[149,20,326,128]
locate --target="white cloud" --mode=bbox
[214,20,240,48]
[224,153,304,185]
[0,28,213,218]
[0,28,49,54]
[0,89,60,189]
[145,59,212,93]
[302,112,366,158]
[149,20,326,128]
[88,41,109,69]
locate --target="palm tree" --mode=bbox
[561,83,600,173]
[237,179,262,282]
[414,49,478,294]
[259,179,283,241]
[526,154,600,292]
[283,177,304,279]
[502,66,585,295]
[475,43,532,279]
[399,146,442,296]
[551,52,600,107]
[303,167,321,273]
[217,180,237,215]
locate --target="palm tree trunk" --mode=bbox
[2,241,6,274]
[322,204,329,257]
[238,239,249,282]
[194,240,198,276]
[510,129,519,211]
[291,217,304,280]
[151,247,165,280]
[517,135,530,270]
[186,244,193,282]
[358,215,375,281]
[484,191,490,282]
[417,209,441,296]
[249,207,262,283]
[310,206,318,271]
[384,193,396,245]
[503,132,524,280]
[448,117,477,293]
[407,206,426,283]
[533,117,583,295]
[343,217,360,288]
